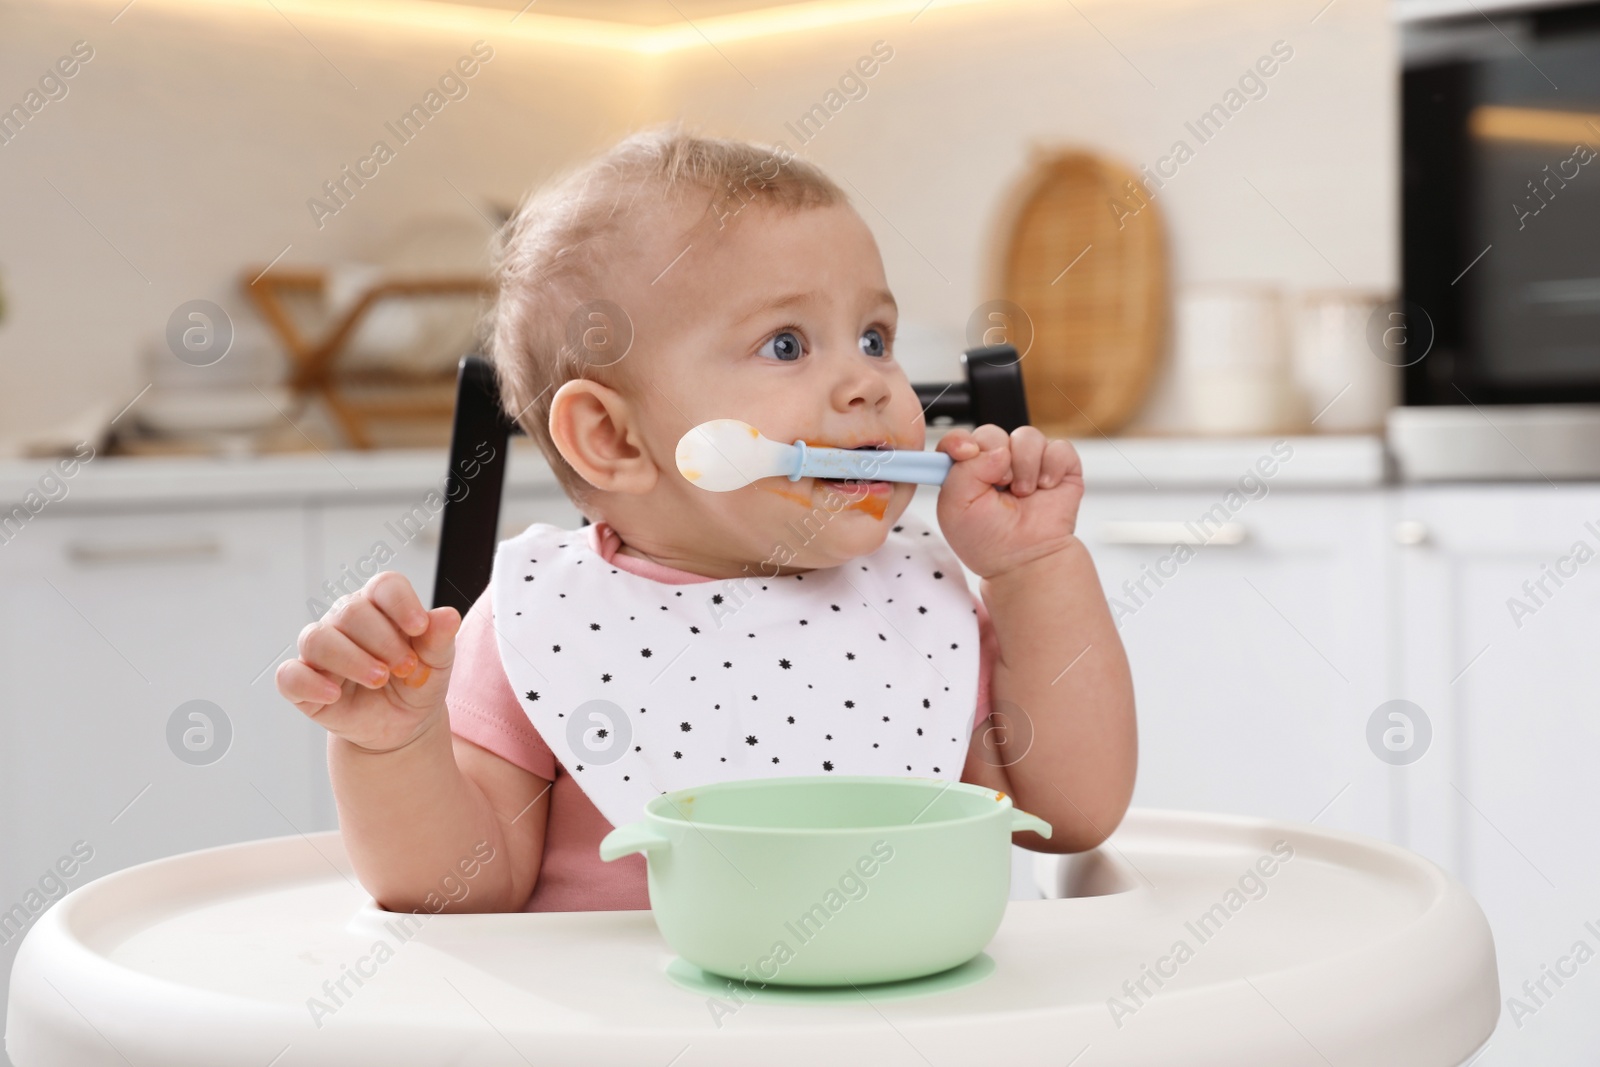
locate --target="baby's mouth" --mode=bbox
[815,443,892,494]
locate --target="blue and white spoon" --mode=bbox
[675,419,952,492]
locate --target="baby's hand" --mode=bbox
[275,572,461,754]
[934,425,1084,580]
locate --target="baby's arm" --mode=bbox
[276,572,549,912]
[962,540,1136,853]
[938,426,1137,853]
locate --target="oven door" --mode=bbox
[1403,3,1600,405]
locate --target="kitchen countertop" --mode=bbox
[0,433,1389,512]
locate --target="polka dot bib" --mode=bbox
[488,510,982,830]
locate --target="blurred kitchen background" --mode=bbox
[4,0,1600,1061]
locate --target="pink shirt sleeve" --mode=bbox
[446,592,556,781]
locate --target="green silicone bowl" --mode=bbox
[599,775,1051,987]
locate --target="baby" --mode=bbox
[276,125,1137,913]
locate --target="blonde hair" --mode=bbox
[489,122,847,514]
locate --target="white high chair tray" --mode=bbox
[7,809,1497,1067]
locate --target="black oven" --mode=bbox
[1402,0,1600,405]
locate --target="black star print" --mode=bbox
[786,715,795,724]
[917,606,928,614]
[641,648,653,658]
[596,728,609,739]
[723,661,732,668]
[799,619,809,625]
[917,728,924,735]
[822,760,834,771]
[844,700,855,708]
[601,673,612,682]
[680,722,692,732]
[830,604,840,611]
[674,751,683,759]
[523,575,533,582]
[923,698,931,708]
[552,645,561,653]
[882,716,890,722]
[893,525,903,531]
[933,766,941,772]
[745,735,759,746]
[779,658,791,669]
[590,623,601,631]
[950,643,959,649]
[772,756,780,764]
[825,733,833,740]
[878,633,887,641]
[846,652,856,660]
[933,570,943,579]
[711,593,724,604]
[576,764,584,771]
[690,626,700,634]
[524,690,539,701]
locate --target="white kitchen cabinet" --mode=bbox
[907,482,1393,842]
[1395,485,1600,1063]
[0,504,318,1036]
[1076,488,1394,841]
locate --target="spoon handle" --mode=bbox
[790,442,954,486]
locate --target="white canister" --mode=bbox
[1172,285,1303,434]
[1292,290,1399,433]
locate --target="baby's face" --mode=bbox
[606,196,926,574]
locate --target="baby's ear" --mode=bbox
[548,380,658,495]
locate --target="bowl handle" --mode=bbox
[1011,808,1053,839]
[599,822,671,862]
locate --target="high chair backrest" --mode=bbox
[432,348,1030,614]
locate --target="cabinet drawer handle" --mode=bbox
[1096,521,1248,547]
[67,536,223,566]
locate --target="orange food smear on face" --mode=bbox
[757,483,813,506]
[846,494,888,520]
[759,479,890,520]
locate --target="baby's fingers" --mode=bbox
[1038,439,1081,489]
[299,619,392,689]
[328,595,416,675]
[1007,427,1047,494]
[276,658,343,711]
[366,571,430,638]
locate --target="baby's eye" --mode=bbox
[860,328,888,358]
[758,330,804,362]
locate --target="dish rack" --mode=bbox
[242,267,493,449]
